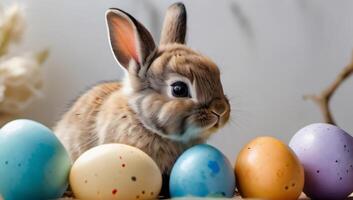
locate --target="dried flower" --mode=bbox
[0,55,44,113]
[0,3,47,115]
[0,4,25,56]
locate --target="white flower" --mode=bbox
[0,55,43,113]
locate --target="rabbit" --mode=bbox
[54,2,230,184]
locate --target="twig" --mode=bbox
[304,53,353,125]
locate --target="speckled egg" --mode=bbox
[235,137,304,200]
[169,144,235,198]
[0,119,71,200]
[70,143,162,200]
[289,123,353,200]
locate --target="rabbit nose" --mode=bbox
[210,98,228,117]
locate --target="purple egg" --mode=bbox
[289,123,353,200]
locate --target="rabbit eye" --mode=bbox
[171,81,190,98]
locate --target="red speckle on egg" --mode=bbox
[112,189,118,195]
[122,164,126,167]
[119,156,122,159]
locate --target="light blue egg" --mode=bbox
[0,119,71,200]
[169,144,235,198]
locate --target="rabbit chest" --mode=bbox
[81,82,199,174]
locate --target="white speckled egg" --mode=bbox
[70,144,162,200]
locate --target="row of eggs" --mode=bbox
[0,120,353,200]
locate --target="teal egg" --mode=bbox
[169,144,235,197]
[0,119,71,200]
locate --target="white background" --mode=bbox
[3,0,353,162]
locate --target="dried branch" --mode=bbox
[229,1,254,39]
[304,53,353,125]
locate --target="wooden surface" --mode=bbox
[168,195,353,200]
[58,194,353,200]
[58,193,307,199]
[167,194,308,200]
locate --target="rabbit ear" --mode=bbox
[159,2,187,45]
[106,8,156,69]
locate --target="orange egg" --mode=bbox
[235,137,304,200]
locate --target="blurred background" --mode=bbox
[1,0,353,161]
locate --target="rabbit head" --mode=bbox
[106,3,230,142]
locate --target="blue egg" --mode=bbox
[169,144,235,197]
[0,119,71,200]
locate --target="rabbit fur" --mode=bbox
[54,2,230,175]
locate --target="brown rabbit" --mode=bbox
[54,2,230,179]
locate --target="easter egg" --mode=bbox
[169,144,235,198]
[70,143,162,200]
[289,123,353,200]
[235,137,304,200]
[0,119,71,200]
